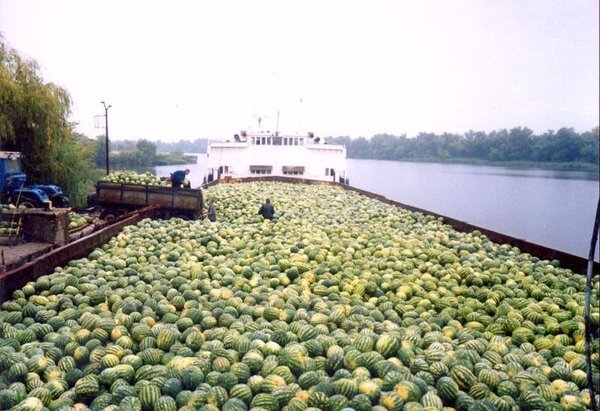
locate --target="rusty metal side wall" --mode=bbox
[119,185,149,205]
[146,190,177,208]
[172,189,203,212]
[96,182,127,203]
[98,182,203,213]
[98,183,150,206]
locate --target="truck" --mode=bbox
[92,181,204,221]
[0,151,69,208]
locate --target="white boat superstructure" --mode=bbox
[206,131,349,184]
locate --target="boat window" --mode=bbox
[249,165,273,175]
[5,159,21,173]
[250,169,272,175]
[261,137,266,145]
[282,166,305,176]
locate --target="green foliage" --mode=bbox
[0,41,71,176]
[50,134,103,207]
[332,127,599,169]
[0,40,99,207]
[154,138,208,153]
[136,139,157,160]
[110,138,208,155]
[96,138,189,169]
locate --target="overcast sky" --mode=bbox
[1,0,598,142]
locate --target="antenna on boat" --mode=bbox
[275,111,280,136]
[298,97,304,133]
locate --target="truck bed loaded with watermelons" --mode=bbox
[89,171,204,222]
[0,176,598,410]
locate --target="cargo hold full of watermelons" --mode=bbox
[0,181,598,410]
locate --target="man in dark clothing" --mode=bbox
[206,199,217,222]
[258,198,275,220]
[171,169,190,188]
[3,178,14,204]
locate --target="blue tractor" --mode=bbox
[0,151,69,208]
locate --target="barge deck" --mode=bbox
[0,178,597,302]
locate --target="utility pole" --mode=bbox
[101,101,112,175]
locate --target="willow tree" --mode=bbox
[0,38,96,206]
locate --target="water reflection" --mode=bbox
[459,166,598,181]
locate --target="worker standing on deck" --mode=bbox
[171,169,190,188]
[258,198,275,220]
[205,198,217,222]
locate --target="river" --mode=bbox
[155,156,599,260]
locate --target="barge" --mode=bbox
[0,175,597,303]
[0,177,598,410]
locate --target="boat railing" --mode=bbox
[209,136,344,150]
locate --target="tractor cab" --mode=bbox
[0,151,67,208]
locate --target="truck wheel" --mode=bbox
[87,193,98,207]
[17,196,42,208]
[51,194,69,208]
[100,210,120,222]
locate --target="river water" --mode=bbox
[156,156,599,260]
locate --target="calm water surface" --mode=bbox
[157,157,599,260]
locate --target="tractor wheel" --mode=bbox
[87,193,98,207]
[51,194,69,208]
[17,196,43,209]
[100,209,121,222]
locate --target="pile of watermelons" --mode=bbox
[99,171,170,187]
[0,181,598,410]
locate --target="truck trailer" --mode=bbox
[91,181,204,221]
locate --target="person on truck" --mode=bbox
[170,169,190,188]
[2,177,14,204]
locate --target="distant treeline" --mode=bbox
[108,127,599,170]
[98,139,190,169]
[154,139,208,154]
[331,127,599,168]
